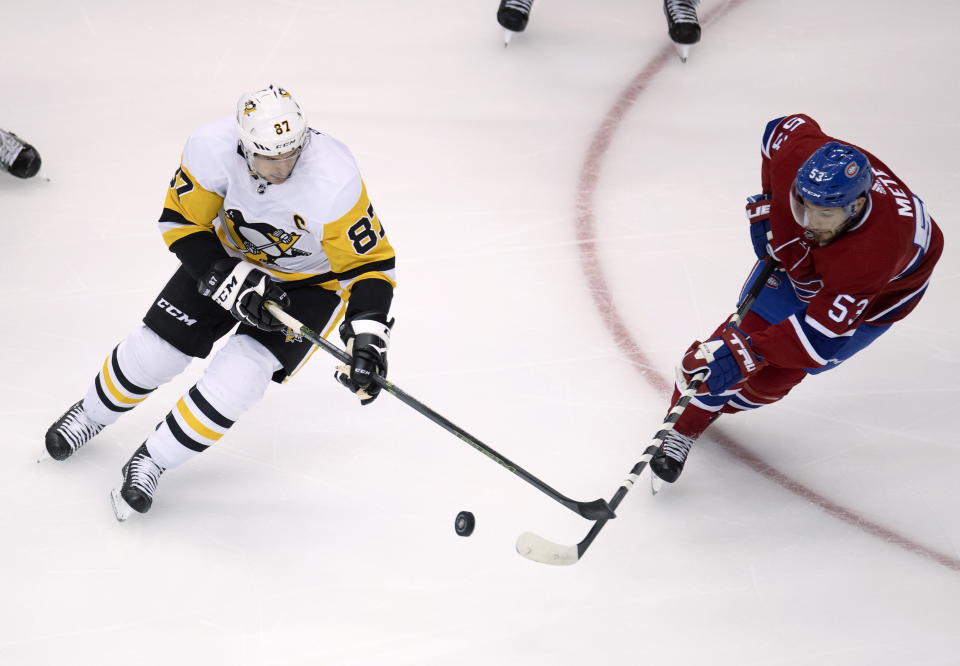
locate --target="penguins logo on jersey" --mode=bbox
[222,209,312,265]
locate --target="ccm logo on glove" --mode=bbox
[198,259,291,333]
[212,276,238,306]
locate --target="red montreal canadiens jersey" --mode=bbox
[749,114,943,369]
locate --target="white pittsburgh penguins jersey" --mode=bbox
[159,116,395,297]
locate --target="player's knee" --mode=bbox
[118,325,193,388]
[196,334,282,419]
[740,365,807,403]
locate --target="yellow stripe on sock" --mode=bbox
[175,398,224,441]
[101,357,148,406]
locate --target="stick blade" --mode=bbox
[516,531,580,566]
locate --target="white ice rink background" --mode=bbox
[2,1,959,664]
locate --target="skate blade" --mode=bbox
[650,474,665,496]
[110,488,133,522]
[37,448,66,463]
[672,42,691,63]
[503,29,515,47]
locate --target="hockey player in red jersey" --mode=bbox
[650,114,944,484]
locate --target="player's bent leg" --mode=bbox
[45,325,192,461]
[84,325,194,424]
[650,381,729,483]
[118,334,282,513]
[720,364,809,414]
[240,283,344,383]
[651,278,805,484]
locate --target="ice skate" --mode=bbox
[497,0,534,46]
[663,0,701,63]
[45,401,105,461]
[0,128,41,178]
[111,444,166,520]
[650,430,696,493]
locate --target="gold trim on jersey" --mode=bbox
[340,272,397,297]
[322,182,395,274]
[162,223,210,246]
[283,299,348,383]
[160,162,224,248]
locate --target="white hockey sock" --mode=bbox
[83,325,192,426]
[145,334,282,469]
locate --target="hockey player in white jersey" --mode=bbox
[44,85,397,518]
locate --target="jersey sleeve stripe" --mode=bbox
[803,314,857,339]
[865,278,931,323]
[161,223,212,246]
[786,314,830,366]
[761,116,788,159]
[892,196,933,281]
[338,270,397,292]
[159,207,191,225]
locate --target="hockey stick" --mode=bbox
[516,256,780,565]
[263,302,615,521]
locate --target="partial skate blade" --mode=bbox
[503,30,515,47]
[651,474,665,496]
[672,42,691,63]
[110,488,133,522]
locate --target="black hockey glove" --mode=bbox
[198,258,291,332]
[334,312,392,405]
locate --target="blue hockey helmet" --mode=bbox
[793,141,873,208]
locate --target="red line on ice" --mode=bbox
[575,0,960,573]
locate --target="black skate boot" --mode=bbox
[115,444,166,515]
[663,0,701,62]
[0,128,41,178]
[650,430,696,484]
[497,0,534,44]
[45,401,105,460]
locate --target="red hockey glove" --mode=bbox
[680,326,765,394]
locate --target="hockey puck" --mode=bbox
[454,511,475,537]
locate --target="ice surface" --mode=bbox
[3,1,959,664]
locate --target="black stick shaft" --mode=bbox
[573,256,780,558]
[732,256,779,324]
[264,303,614,521]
